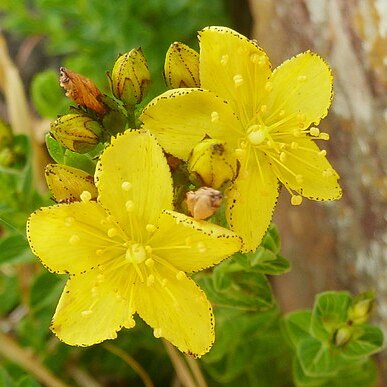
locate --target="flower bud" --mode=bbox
[186,187,222,220]
[188,139,237,189]
[164,42,200,89]
[50,114,102,153]
[333,325,352,347]
[45,163,98,203]
[110,48,150,106]
[348,297,374,325]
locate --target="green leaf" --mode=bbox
[0,367,15,387]
[311,291,352,342]
[261,224,281,254]
[0,233,34,265]
[31,70,70,118]
[342,324,384,359]
[46,134,65,164]
[200,258,275,311]
[293,357,378,387]
[63,149,97,175]
[0,273,20,315]
[16,375,40,387]
[282,310,312,348]
[297,337,347,377]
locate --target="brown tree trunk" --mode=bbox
[248,0,387,382]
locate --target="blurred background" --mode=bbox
[0,0,386,385]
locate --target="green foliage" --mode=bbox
[283,291,384,386]
[0,0,231,117]
[196,226,293,386]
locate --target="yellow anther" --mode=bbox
[91,287,99,297]
[107,228,117,238]
[121,181,132,191]
[260,104,267,113]
[96,274,105,283]
[291,142,299,149]
[146,224,157,233]
[176,271,185,280]
[161,278,168,287]
[319,150,327,157]
[96,249,104,256]
[211,111,219,122]
[81,310,93,317]
[240,140,247,149]
[291,195,303,206]
[153,328,162,338]
[220,54,229,66]
[257,55,267,66]
[145,258,154,267]
[125,200,134,212]
[80,190,91,202]
[233,74,244,87]
[69,234,80,245]
[319,133,330,140]
[279,152,286,163]
[250,53,259,64]
[64,217,74,227]
[267,139,274,148]
[147,274,155,286]
[297,75,307,82]
[296,174,304,184]
[323,169,333,177]
[279,109,286,117]
[197,242,206,253]
[145,245,152,254]
[264,81,273,92]
[310,127,320,137]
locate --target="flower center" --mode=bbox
[246,124,268,145]
[125,242,147,264]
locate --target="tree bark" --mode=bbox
[248,0,387,381]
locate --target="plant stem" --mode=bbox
[162,339,197,387]
[102,342,154,387]
[0,331,68,387]
[184,355,208,387]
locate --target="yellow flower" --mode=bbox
[27,130,240,357]
[140,26,342,252]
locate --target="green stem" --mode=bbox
[0,331,68,387]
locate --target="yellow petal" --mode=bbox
[199,26,271,124]
[96,130,173,239]
[226,151,279,252]
[135,261,214,357]
[263,51,333,131]
[140,88,243,160]
[27,202,123,275]
[51,268,136,346]
[45,163,97,203]
[149,210,241,272]
[270,139,342,200]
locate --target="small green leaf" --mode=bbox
[297,337,346,377]
[342,325,384,359]
[0,233,34,265]
[261,224,281,254]
[311,291,352,341]
[282,310,312,348]
[0,367,15,387]
[0,273,20,315]
[46,134,65,164]
[16,375,40,387]
[63,149,96,175]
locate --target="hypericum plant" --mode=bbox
[24,26,383,385]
